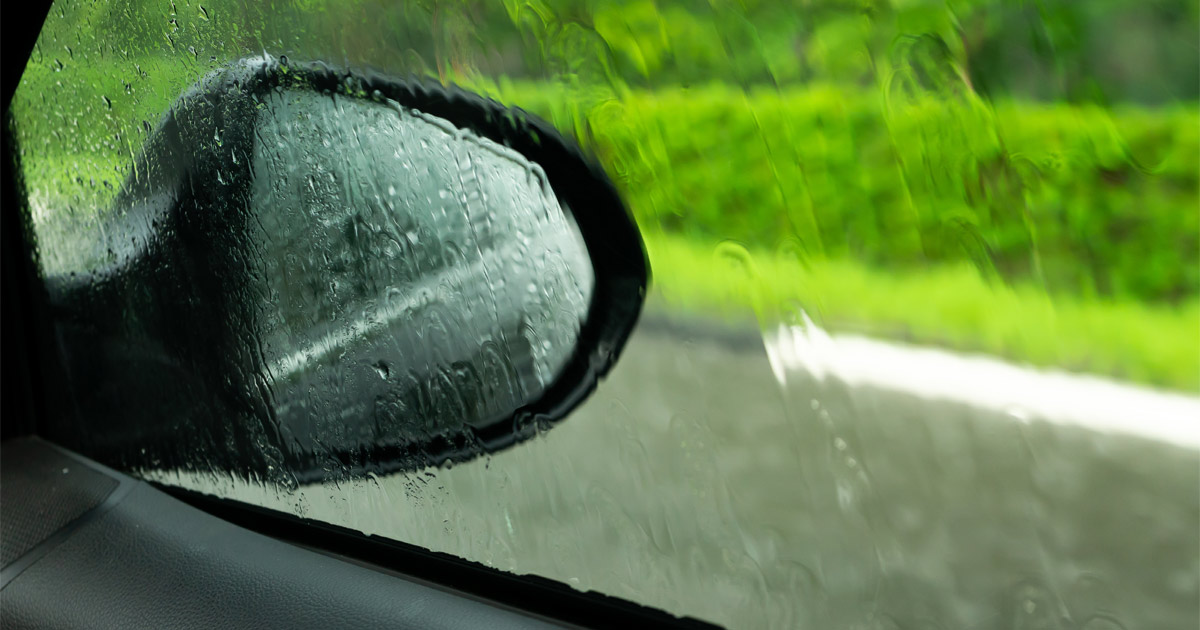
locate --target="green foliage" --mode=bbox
[486,0,1199,103]
[484,80,1199,303]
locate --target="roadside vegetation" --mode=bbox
[466,80,1200,390]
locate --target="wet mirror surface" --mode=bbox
[249,89,594,454]
[11,1,1199,628]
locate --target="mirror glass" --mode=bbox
[248,90,594,451]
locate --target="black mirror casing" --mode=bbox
[39,56,647,484]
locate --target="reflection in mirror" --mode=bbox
[38,73,601,479]
[249,90,595,455]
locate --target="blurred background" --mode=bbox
[11,1,1200,628]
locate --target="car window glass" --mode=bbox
[10,1,1199,628]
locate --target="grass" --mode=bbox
[643,232,1200,391]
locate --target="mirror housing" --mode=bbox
[42,56,647,484]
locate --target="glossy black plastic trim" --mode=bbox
[2,0,56,441]
[162,484,719,630]
[1,1,54,111]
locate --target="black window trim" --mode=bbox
[2,0,56,443]
[164,483,720,629]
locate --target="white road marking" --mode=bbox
[763,316,1200,449]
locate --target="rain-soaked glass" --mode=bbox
[10,0,1199,628]
[250,89,593,453]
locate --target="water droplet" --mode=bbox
[373,360,390,380]
[1080,614,1128,630]
[1006,406,1032,423]
[198,5,209,20]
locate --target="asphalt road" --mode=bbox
[178,311,1200,630]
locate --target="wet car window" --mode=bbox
[10,1,1198,628]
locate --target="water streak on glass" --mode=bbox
[249,90,593,456]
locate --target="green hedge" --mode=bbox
[485,80,1199,304]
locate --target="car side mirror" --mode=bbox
[42,55,647,485]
